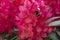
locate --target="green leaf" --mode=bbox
[48,20,60,26]
[46,16,60,23]
[49,32,59,40]
[56,31,60,36]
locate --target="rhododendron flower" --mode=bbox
[15,1,38,39]
[15,0,55,40]
[15,0,60,40]
[43,0,60,16]
[0,0,19,34]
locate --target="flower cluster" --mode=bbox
[16,0,60,40]
[0,0,19,34]
[0,0,60,40]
